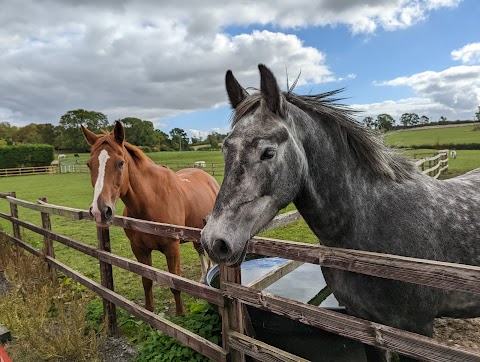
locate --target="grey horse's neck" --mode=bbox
[290,112,417,248]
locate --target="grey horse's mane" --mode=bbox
[233,90,417,182]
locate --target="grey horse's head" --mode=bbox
[200,64,307,266]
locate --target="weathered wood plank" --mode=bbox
[260,211,303,233]
[97,226,117,335]
[248,237,480,295]
[7,192,21,239]
[223,282,480,362]
[39,197,56,280]
[2,232,229,362]
[96,250,225,307]
[0,215,224,306]
[245,260,303,290]
[7,196,84,220]
[228,331,308,362]
[112,215,202,242]
[422,162,440,174]
[221,266,245,362]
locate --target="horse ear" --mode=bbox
[81,125,99,146]
[258,64,286,117]
[113,121,125,144]
[225,70,249,109]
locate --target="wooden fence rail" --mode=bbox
[0,163,225,177]
[414,149,449,178]
[1,193,479,361]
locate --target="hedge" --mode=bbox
[400,143,480,150]
[0,144,55,168]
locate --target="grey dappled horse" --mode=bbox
[201,64,480,361]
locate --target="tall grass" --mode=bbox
[0,236,105,361]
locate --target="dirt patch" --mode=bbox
[434,318,480,353]
[0,272,11,295]
[100,336,137,362]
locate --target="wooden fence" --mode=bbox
[0,192,479,361]
[0,151,447,179]
[414,149,449,178]
[0,163,224,177]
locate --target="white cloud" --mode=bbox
[451,42,480,64]
[352,97,454,122]
[0,0,462,127]
[374,65,480,119]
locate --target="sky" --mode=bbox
[1,0,479,140]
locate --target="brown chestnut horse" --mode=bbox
[82,121,219,315]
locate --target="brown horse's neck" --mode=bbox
[120,152,179,218]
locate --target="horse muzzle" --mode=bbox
[200,226,249,267]
[89,204,114,227]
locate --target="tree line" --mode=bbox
[363,107,480,131]
[0,109,227,152]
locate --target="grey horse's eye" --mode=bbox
[261,148,276,160]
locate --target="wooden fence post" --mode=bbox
[220,265,245,362]
[96,226,117,335]
[8,192,21,240]
[39,197,57,280]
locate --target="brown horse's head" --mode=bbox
[81,121,129,227]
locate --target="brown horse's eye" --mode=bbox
[118,161,125,169]
[86,162,91,169]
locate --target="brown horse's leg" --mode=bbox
[132,245,155,312]
[164,241,184,316]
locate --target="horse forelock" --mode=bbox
[90,133,153,167]
[231,90,416,182]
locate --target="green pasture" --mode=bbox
[385,124,480,148]
[399,149,480,178]
[2,147,479,314]
[0,156,316,314]
[57,150,224,167]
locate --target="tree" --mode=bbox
[439,116,447,123]
[362,116,375,128]
[475,106,480,122]
[57,109,109,151]
[155,129,172,151]
[117,117,157,147]
[400,113,419,127]
[0,122,17,144]
[419,115,429,124]
[12,123,43,144]
[206,132,222,149]
[12,123,58,145]
[169,128,191,151]
[376,114,395,131]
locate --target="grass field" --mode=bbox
[0,151,316,314]
[2,145,480,314]
[385,124,480,147]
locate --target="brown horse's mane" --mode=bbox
[93,132,165,168]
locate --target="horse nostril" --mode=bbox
[89,206,94,218]
[212,239,231,258]
[105,206,113,220]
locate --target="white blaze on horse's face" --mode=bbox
[90,149,110,224]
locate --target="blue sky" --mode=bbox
[0,0,479,140]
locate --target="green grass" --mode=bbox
[399,149,480,178]
[3,147,479,314]
[385,124,480,148]
[56,150,224,167]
